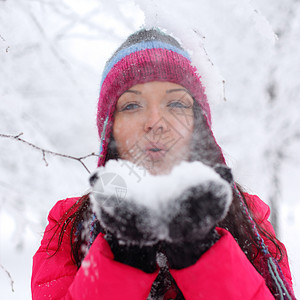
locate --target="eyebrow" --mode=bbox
[166,88,193,98]
[166,88,188,93]
[123,88,192,97]
[123,90,141,95]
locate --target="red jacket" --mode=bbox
[31,194,293,299]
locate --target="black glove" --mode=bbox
[162,165,233,269]
[105,232,158,273]
[89,172,159,273]
[89,162,233,272]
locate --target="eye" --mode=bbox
[168,101,192,109]
[120,102,141,111]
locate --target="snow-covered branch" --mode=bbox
[0,264,14,293]
[0,133,98,173]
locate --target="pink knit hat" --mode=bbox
[96,28,211,167]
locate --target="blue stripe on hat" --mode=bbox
[101,40,191,86]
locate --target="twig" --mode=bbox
[0,264,14,292]
[0,34,9,52]
[222,80,227,102]
[192,28,227,102]
[192,29,214,67]
[0,133,98,173]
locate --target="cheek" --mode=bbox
[169,112,194,146]
[113,115,141,152]
[177,126,194,152]
[173,109,194,130]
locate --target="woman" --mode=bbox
[31,28,295,299]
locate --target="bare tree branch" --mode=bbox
[0,263,14,292]
[0,133,98,173]
[15,0,82,92]
[0,33,9,52]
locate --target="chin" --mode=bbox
[146,159,184,176]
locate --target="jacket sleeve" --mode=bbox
[244,193,293,291]
[169,227,275,300]
[31,199,159,300]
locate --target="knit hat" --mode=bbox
[96,28,211,167]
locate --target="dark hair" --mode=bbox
[48,96,285,298]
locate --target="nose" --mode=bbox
[143,106,167,133]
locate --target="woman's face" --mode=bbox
[113,81,194,175]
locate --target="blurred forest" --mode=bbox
[0,0,299,299]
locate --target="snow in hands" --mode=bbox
[89,160,233,246]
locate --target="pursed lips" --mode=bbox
[145,142,167,151]
[144,143,168,160]
[149,147,162,152]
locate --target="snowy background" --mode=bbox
[0,0,299,299]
